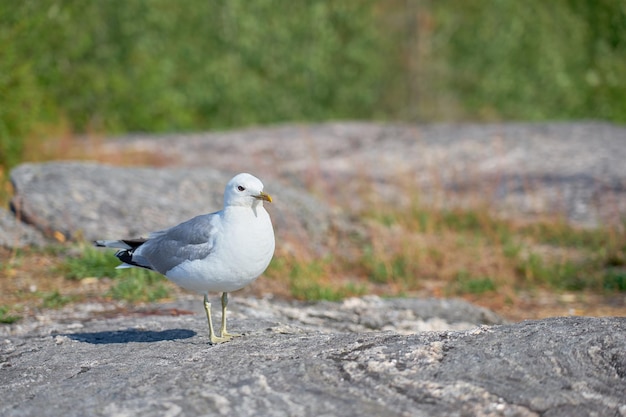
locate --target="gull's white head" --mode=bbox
[223,173,272,208]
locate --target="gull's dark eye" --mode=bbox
[237,185,245,192]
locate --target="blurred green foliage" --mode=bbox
[1,0,625,169]
[421,0,626,121]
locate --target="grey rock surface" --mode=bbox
[101,121,626,227]
[1,295,505,339]
[7,122,626,251]
[9,162,342,254]
[0,207,46,248]
[1,298,624,417]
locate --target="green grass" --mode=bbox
[0,306,20,324]
[58,245,170,302]
[514,219,626,292]
[40,290,76,309]
[362,246,409,285]
[515,254,589,291]
[290,281,367,302]
[266,256,367,301]
[520,221,614,250]
[107,269,170,303]
[286,258,334,300]
[365,199,626,295]
[452,270,497,295]
[58,245,121,280]
[603,269,626,292]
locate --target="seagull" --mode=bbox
[95,173,275,344]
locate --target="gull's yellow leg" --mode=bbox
[220,292,241,339]
[204,294,230,344]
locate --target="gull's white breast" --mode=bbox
[164,205,275,293]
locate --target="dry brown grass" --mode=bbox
[258,169,626,320]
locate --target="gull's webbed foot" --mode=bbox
[209,334,233,344]
[220,330,241,339]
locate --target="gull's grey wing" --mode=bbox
[138,213,220,274]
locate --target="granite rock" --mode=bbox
[0,207,46,248]
[1,297,624,417]
[9,162,345,255]
[7,122,626,252]
[100,121,626,227]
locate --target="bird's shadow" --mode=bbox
[65,328,196,344]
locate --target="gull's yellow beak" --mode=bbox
[254,191,273,203]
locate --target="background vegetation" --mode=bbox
[1,0,625,170]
